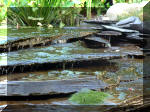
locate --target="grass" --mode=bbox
[69,89,109,105]
[7,7,82,26]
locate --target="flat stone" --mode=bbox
[0,52,125,75]
[97,31,122,36]
[83,20,117,25]
[56,32,95,44]
[84,37,111,48]
[0,78,108,97]
[0,35,63,53]
[0,28,96,52]
[64,26,102,30]
[102,25,139,33]
[0,42,143,75]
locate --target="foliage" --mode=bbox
[69,88,109,105]
[92,0,107,15]
[7,7,81,26]
[143,2,150,22]
[0,0,149,26]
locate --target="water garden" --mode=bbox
[0,0,150,112]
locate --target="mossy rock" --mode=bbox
[106,2,148,21]
[69,88,110,105]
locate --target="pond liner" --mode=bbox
[0,78,108,97]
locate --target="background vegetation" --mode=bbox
[0,0,149,26]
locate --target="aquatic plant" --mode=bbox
[69,88,109,105]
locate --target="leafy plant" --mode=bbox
[69,88,109,105]
[1,0,148,25]
[7,7,82,26]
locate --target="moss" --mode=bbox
[69,89,109,105]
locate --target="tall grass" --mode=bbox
[7,7,82,26]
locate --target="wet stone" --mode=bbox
[102,25,139,33]
[0,78,108,97]
[83,20,117,25]
[84,37,111,48]
[0,42,130,75]
[97,31,122,36]
[0,28,96,52]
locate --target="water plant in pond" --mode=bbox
[69,88,110,105]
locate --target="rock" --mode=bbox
[116,16,138,26]
[116,16,143,32]
[96,31,122,44]
[99,25,145,47]
[106,1,148,21]
[102,25,139,33]
[0,40,144,75]
[143,21,150,34]
[0,78,108,97]
[84,37,111,48]
[64,26,102,30]
[0,52,125,75]
[83,20,117,25]
[0,35,63,53]
[52,32,95,44]
[97,31,122,36]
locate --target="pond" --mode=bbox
[0,26,146,112]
